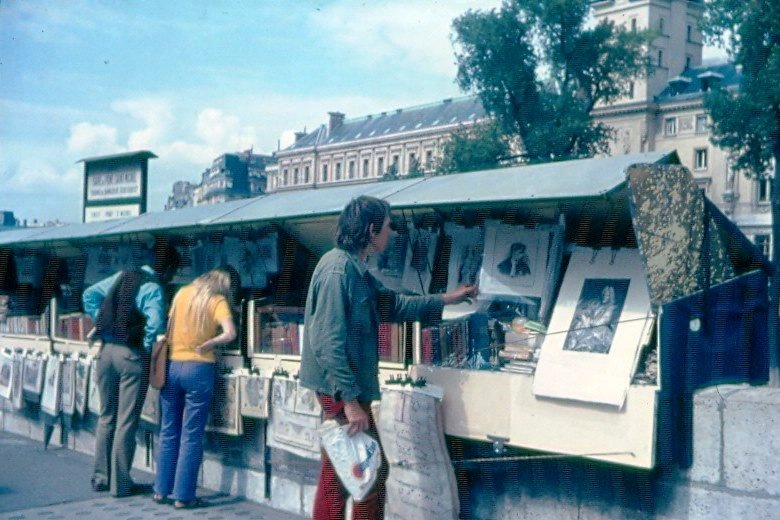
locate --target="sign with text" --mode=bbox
[80,151,154,223]
[86,167,142,201]
[84,204,141,223]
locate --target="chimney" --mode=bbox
[328,112,345,133]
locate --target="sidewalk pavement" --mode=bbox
[0,430,306,520]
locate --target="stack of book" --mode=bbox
[56,313,93,341]
[499,319,545,375]
[0,312,49,335]
[378,322,406,364]
[254,305,304,355]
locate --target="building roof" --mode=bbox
[281,96,487,152]
[655,62,741,103]
[0,151,675,247]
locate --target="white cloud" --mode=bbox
[67,122,121,154]
[111,97,175,150]
[312,0,502,78]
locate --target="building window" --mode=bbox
[392,155,399,168]
[377,157,384,175]
[425,150,434,169]
[631,18,637,32]
[322,164,328,182]
[686,55,692,69]
[694,148,708,170]
[664,117,677,136]
[363,158,370,178]
[304,166,310,183]
[293,167,299,184]
[758,177,772,204]
[754,234,771,260]
[657,50,663,68]
[283,168,289,186]
[687,25,693,42]
[659,18,665,35]
[348,160,355,179]
[695,114,709,134]
[628,81,635,98]
[335,162,342,180]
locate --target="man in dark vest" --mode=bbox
[82,243,180,497]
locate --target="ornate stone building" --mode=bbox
[165,150,273,210]
[270,97,485,191]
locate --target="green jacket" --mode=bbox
[299,248,443,402]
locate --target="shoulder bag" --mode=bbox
[150,302,176,390]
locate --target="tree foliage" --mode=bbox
[451,0,652,163]
[438,120,513,174]
[701,0,780,369]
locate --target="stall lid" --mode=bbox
[0,219,131,246]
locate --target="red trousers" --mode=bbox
[313,395,388,520]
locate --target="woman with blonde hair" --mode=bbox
[152,265,240,509]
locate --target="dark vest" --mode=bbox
[94,270,151,348]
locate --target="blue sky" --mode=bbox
[0,1,726,224]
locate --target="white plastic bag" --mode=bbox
[318,419,382,502]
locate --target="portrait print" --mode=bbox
[402,229,438,294]
[497,242,531,278]
[479,221,549,300]
[22,355,44,397]
[563,279,630,354]
[41,357,62,416]
[445,223,484,292]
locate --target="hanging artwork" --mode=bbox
[368,225,409,292]
[294,380,322,417]
[41,356,62,416]
[239,373,271,419]
[59,358,77,415]
[400,228,439,294]
[206,374,242,435]
[74,357,91,417]
[444,223,484,292]
[141,385,160,425]
[533,247,654,408]
[11,352,24,410]
[266,377,321,459]
[83,244,134,285]
[88,358,102,415]
[22,354,45,400]
[171,239,199,285]
[0,350,13,400]
[479,221,549,301]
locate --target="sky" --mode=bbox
[0,1,728,224]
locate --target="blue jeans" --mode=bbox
[153,361,215,502]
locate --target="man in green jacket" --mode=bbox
[300,195,477,520]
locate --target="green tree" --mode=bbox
[438,119,513,173]
[451,0,652,163]
[701,0,780,368]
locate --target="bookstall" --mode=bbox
[0,151,768,477]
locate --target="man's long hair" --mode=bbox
[335,196,390,253]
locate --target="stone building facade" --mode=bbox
[164,150,272,210]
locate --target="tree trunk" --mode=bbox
[770,145,780,384]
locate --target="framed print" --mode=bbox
[141,385,160,425]
[74,357,90,417]
[402,228,439,295]
[88,358,102,415]
[267,377,321,459]
[22,354,45,400]
[293,380,321,417]
[533,247,653,408]
[240,373,271,419]
[444,222,484,292]
[478,221,550,301]
[207,374,242,435]
[60,358,77,415]
[0,351,12,400]
[41,356,62,416]
[11,352,24,410]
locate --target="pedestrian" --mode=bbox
[299,196,477,520]
[152,265,240,509]
[82,242,181,497]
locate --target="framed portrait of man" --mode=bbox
[533,247,654,408]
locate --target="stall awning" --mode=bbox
[0,151,675,247]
